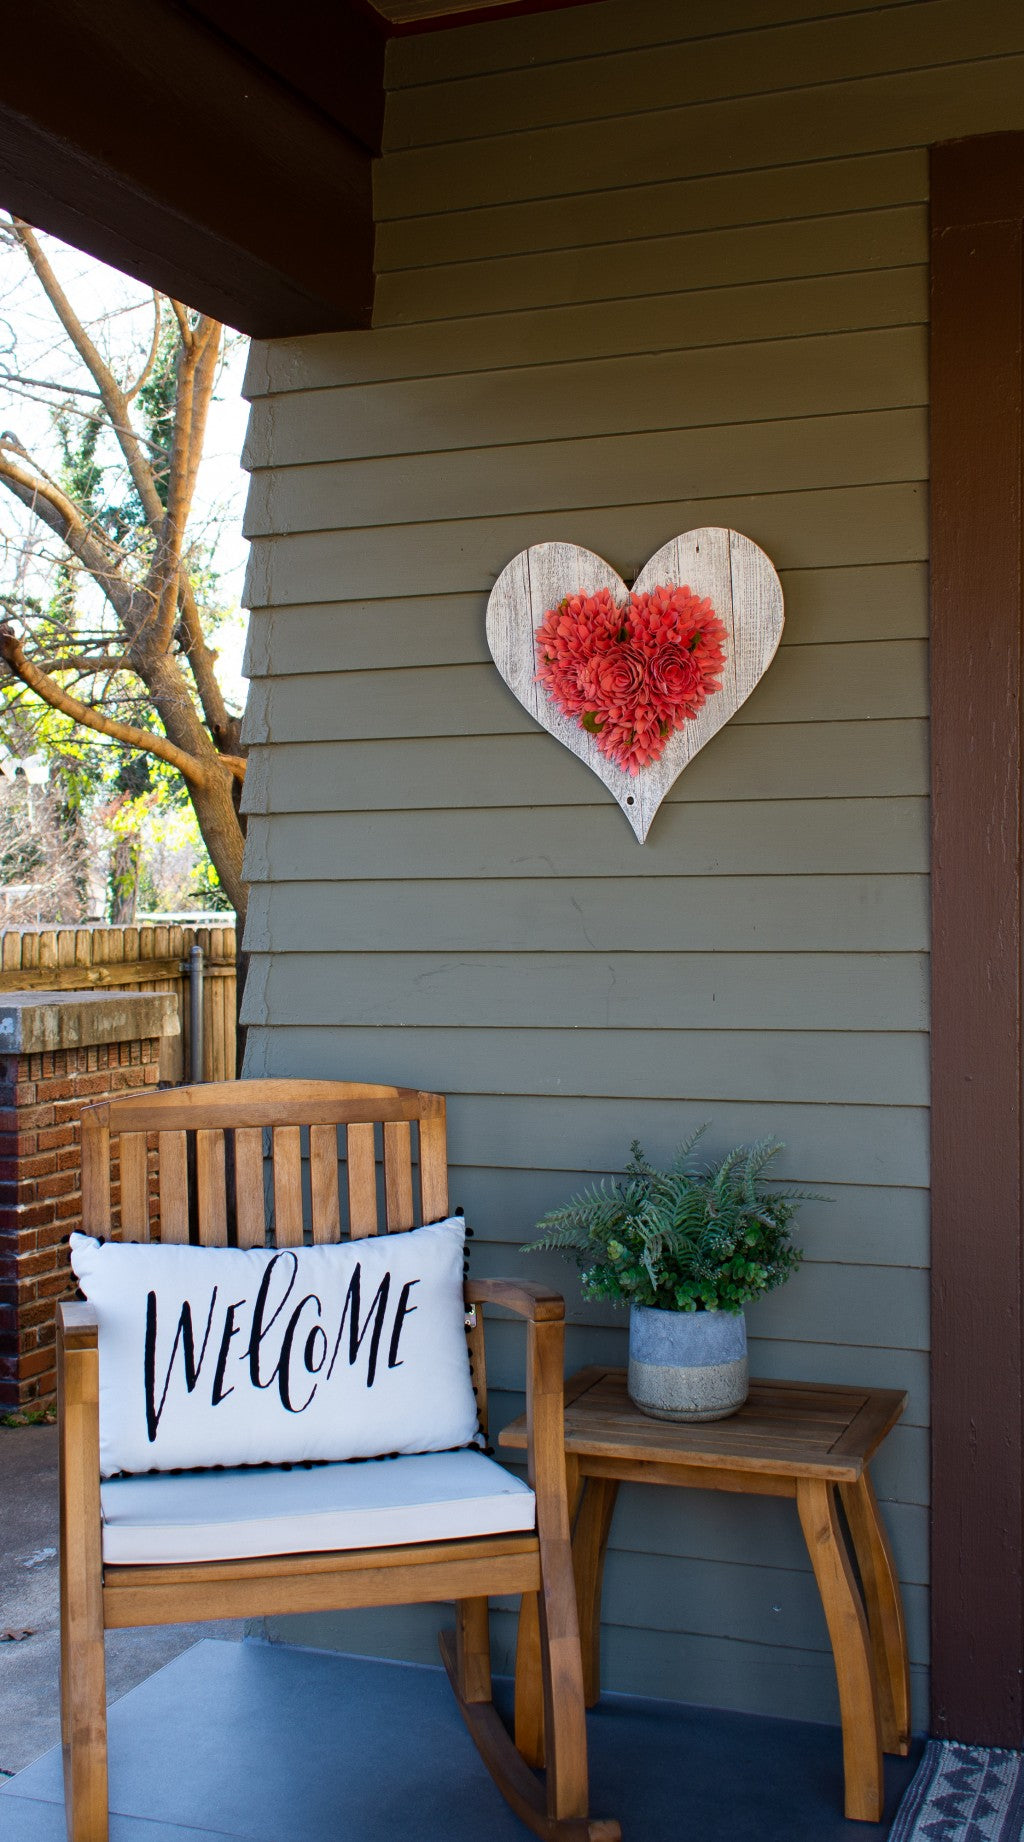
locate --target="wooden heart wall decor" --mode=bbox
[486,528,784,842]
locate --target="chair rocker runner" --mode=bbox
[58,1079,619,1842]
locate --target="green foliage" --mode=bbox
[187,856,234,912]
[134,320,179,511]
[525,1128,818,1313]
[55,405,142,560]
[1,1403,56,1427]
[0,686,229,920]
[56,408,104,524]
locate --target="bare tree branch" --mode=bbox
[0,230,249,917]
[124,294,161,403]
[7,229,237,753]
[0,371,102,398]
[11,220,167,532]
[0,623,212,785]
[37,655,131,675]
[0,436,127,555]
[0,449,141,629]
[177,596,238,743]
[147,318,220,658]
[184,318,220,507]
[169,300,194,349]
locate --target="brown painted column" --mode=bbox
[0,991,178,1410]
[930,130,1024,1747]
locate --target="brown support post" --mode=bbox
[930,130,1024,1746]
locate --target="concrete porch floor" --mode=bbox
[0,1635,922,1842]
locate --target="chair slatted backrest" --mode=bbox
[79,1080,450,1249]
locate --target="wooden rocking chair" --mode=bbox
[58,1079,619,1842]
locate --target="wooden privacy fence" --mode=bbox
[0,924,237,1082]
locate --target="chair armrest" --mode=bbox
[465,1278,564,1322]
[466,1283,571,1540]
[57,1301,98,1349]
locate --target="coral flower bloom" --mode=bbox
[535,580,728,774]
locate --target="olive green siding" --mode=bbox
[239,0,1024,1726]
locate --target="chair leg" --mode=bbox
[535,1534,590,1827]
[516,1459,609,1764]
[445,1317,619,1838]
[441,1597,620,1841]
[514,1593,546,1767]
[59,1506,109,1841]
[456,1596,493,1704]
[59,1331,109,1842]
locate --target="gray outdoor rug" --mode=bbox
[889,1741,1024,1841]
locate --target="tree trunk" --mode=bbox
[109,834,139,924]
[187,767,248,926]
[140,651,248,926]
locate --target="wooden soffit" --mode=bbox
[0,0,385,339]
[368,0,601,28]
[0,0,601,337]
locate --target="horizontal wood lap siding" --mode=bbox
[240,0,1024,1729]
[373,150,927,272]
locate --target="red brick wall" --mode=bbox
[0,1036,163,1408]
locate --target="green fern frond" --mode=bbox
[668,1122,709,1175]
[523,1125,825,1312]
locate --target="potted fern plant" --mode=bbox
[525,1129,813,1422]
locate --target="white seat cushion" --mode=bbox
[100,1449,535,1565]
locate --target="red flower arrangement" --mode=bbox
[535,583,728,774]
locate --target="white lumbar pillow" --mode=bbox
[69,1219,480,1478]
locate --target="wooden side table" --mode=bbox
[501,1367,910,1824]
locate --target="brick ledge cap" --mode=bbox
[0,991,179,1055]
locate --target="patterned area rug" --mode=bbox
[889,1741,1024,1841]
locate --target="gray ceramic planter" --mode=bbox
[627,1303,748,1422]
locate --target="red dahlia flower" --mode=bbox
[535,580,728,774]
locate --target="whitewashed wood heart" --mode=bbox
[486,527,784,842]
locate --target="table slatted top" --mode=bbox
[499,1367,907,1483]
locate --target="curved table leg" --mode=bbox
[796,1477,883,1823]
[840,1471,911,1755]
[571,1477,620,1706]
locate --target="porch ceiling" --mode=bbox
[0,0,599,339]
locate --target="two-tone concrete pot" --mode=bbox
[627,1303,749,1422]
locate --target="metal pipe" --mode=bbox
[188,943,204,1083]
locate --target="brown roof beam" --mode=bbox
[0,0,381,338]
[181,0,387,154]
